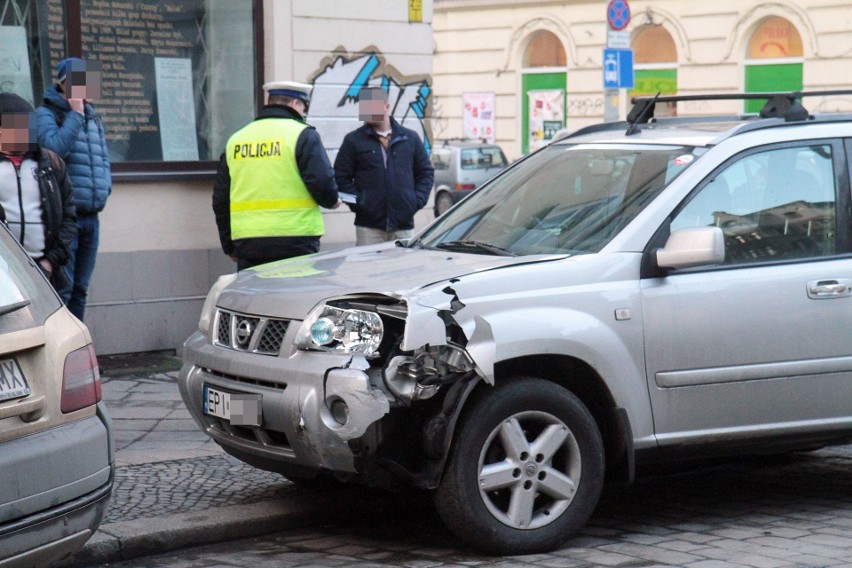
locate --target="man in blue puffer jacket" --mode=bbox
[36,57,111,321]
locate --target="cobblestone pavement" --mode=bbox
[97,446,852,567]
[73,364,852,567]
[106,455,287,524]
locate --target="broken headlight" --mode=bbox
[296,304,384,358]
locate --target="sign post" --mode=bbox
[603,0,631,122]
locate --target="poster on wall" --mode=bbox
[462,92,495,143]
[528,89,564,152]
[155,57,200,161]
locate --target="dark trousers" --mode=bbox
[59,213,99,321]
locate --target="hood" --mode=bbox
[42,86,69,109]
[216,243,563,318]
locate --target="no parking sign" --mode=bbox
[607,0,631,31]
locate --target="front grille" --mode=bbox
[203,368,287,391]
[257,319,289,354]
[214,309,290,356]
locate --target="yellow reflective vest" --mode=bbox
[226,118,323,239]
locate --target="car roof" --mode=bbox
[554,90,852,148]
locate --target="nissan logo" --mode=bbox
[235,319,254,348]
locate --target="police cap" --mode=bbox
[263,81,312,103]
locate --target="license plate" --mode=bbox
[203,385,262,427]
[0,358,30,403]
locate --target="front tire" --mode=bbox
[434,378,604,554]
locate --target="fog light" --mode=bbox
[310,317,335,345]
[329,398,349,425]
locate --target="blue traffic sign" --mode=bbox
[603,48,634,89]
[607,0,631,31]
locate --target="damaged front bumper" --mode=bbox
[179,330,392,474]
[178,288,487,482]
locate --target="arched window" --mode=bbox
[631,25,677,116]
[744,17,803,113]
[523,30,566,68]
[521,31,566,153]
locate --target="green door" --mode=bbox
[522,72,566,154]
[744,63,803,114]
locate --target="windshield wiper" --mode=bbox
[434,240,517,256]
[0,300,31,317]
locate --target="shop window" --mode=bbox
[1,0,262,176]
[630,25,677,117]
[744,17,803,114]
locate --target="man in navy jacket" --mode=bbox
[334,87,433,245]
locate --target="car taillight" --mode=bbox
[61,344,102,413]
[454,184,476,190]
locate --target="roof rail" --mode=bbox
[627,90,852,133]
[555,121,628,141]
[440,137,490,146]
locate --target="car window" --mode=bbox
[431,148,451,170]
[671,144,837,264]
[460,147,506,169]
[0,226,60,333]
[419,143,699,255]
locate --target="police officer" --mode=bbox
[213,81,339,270]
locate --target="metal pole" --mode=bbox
[604,89,619,122]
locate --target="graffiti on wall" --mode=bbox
[308,48,432,158]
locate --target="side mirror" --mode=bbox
[656,227,725,269]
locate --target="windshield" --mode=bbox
[417,143,700,256]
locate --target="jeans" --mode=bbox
[59,214,99,321]
[355,226,413,246]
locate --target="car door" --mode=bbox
[640,140,852,447]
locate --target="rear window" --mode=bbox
[431,148,451,170]
[460,147,507,170]
[0,226,61,333]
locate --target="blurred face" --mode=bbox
[0,112,37,154]
[64,60,102,100]
[358,89,389,125]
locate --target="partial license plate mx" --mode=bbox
[0,358,31,403]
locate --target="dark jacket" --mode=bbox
[212,105,338,264]
[36,85,111,215]
[334,118,434,232]
[0,149,77,288]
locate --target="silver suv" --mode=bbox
[431,140,507,215]
[178,91,852,555]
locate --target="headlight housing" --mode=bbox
[199,273,238,334]
[296,303,384,358]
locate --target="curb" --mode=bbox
[98,351,182,379]
[58,492,328,567]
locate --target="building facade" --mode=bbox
[1,0,434,354]
[433,0,852,160]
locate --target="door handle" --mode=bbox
[807,279,852,299]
